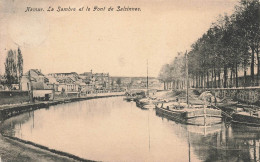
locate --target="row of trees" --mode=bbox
[159,0,260,89]
[4,47,24,89]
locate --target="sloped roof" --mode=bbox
[56,77,75,84]
[49,72,78,76]
[24,69,45,77]
[80,72,92,77]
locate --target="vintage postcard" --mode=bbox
[0,0,259,161]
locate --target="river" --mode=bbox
[1,96,260,161]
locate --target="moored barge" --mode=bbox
[231,111,260,127]
[155,102,222,126]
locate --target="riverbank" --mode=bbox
[0,135,79,162]
[0,92,124,121]
[153,89,203,104]
[155,89,260,113]
[0,92,124,162]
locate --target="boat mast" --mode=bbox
[185,51,189,107]
[147,59,149,97]
[147,59,151,151]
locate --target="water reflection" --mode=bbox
[0,97,259,162]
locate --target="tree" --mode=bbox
[111,78,114,89]
[17,47,23,84]
[127,78,134,89]
[235,0,260,85]
[116,78,122,88]
[5,50,18,89]
[158,0,260,89]
[158,64,171,90]
[170,53,186,89]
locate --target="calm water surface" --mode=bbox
[1,97,260,161]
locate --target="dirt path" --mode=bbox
[0,135,78,162]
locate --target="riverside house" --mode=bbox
[20,69,54,100]
[93,73,110,90]
[80,70,110,90]
[48,72,79,81]
[20,69,51,91]
[57,77,79,92]
[48,72,80,93]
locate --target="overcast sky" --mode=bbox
[0,0,238,77]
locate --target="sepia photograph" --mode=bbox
[0,0,259,161]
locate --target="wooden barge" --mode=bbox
[231,112,260,127]
[155,103,222,126]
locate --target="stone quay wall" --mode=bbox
[196,88,260,104]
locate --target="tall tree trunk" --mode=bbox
[194,75,195,88]
[244,57,247,87]
[211,69,214,88]
[206,70,209,88]
[214,67,217,88]
[202,74,204,88]
[199,74,201,88]
[244,67,247,87]
[235,62,238,88]
[233,69,235,87]
[196,74,198,88]
[251,46,255,86]
[257,46,259,86]
[218,70,221,88]
[224,65,228,88]
[230,68,233,88]
[200,75,202,88]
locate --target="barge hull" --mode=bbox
[155,107,222,126]
[232,113,260,127]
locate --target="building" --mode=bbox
[20,69,54,100]
[93,73,110,90]
[48,72,82,92]
[80,70,110,90]
[20,69,51,91]
[56,77,79,92]
[48,72,78,78]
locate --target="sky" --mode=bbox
[0,0,238,77]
